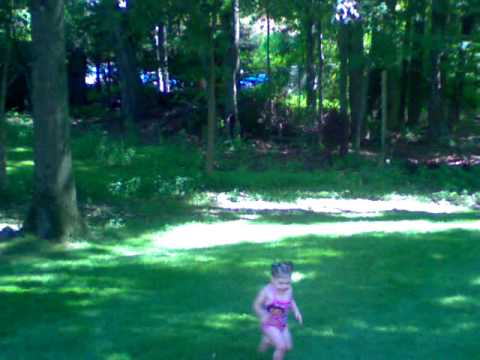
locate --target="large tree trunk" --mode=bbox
[225,0,240,138]
[112,2,143,123]
[305,14,316,119]
[206,12,217,175]
[24,0,84,240]
[154,22,170,94]
[0,0,13,192]
[428,0,449,140]
[406,0,426,127]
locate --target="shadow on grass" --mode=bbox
[0,226,479,359]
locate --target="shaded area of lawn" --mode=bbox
[0,214,479,359]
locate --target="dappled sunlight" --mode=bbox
[149,218,480,249]
[291,271,316,282]
[372,324,419,334]
[6,160,34,170]
[214,193,470,215]
[471,277,480,286]
[436,295,479,307]
[205,312,254,330]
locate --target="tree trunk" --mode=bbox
[0,0,13,192]
[155,22,170,94]
[398,0,413,129]
[380,70,387,165]
[24,0,84,240]
[67,46,87,107]
[348,22,367,152]
[112,3,143,123]
[225,0,240,138]
[305,15,316,119]
[265,2,272,129]
[428,0,449,140]
[206,13,217,175]
[449,14,475,128]
[406,0,426,127]
[337,24,349,152]
[316,18,324,144]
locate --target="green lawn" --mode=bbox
[1,208,479,360]
[1,116,479,359]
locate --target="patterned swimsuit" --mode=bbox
[262,287,292,331]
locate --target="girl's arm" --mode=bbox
[253,287,269,321]
[291,298,303,325]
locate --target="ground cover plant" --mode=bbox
[1,115,480,359]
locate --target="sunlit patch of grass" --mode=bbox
[148,218,480,250]
[436,295,479,307]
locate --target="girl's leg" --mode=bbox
[258,334,272,352]
[282,327,293,351]
[263,326,288,360]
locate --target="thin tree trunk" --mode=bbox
[265,2,272,129]
[406,0,426,127]
[155,22,170,94]
[398,0,413,129]
[0,0,13,192]
[348,22,366,152]
[305,15,316,119]
[449,14,475,128]
[225,0,240,138]
[316,19,324,142]
[337,24,349,153]
[428,0,449,140]
[206,13,217,175]
[25,0,84,240]
[380,70,387,165]
[67,46,87,107]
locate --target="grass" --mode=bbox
[0,211,479,359]
[1,113,480,359]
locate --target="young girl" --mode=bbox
[253,262,303,360]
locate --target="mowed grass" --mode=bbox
[1,115,480,359]
[0,210,479,360]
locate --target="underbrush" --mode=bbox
[2,113,480,209]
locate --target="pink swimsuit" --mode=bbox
[262,287,292,331]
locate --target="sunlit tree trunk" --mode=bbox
[24,0,85,240]
[154,22,170,94]
[0,0,13,192]
[428,0,449,140]
[225,0,240,138]
[315,19,324,122]
[265,1,272,129]
[305,14,316,119]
